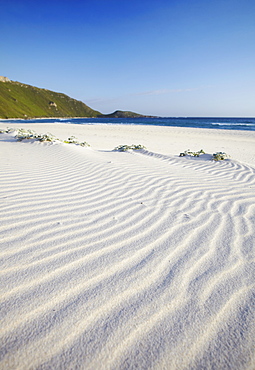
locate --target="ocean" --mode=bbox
[1,117,255,131]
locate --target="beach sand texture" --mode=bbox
[1,123,255,369]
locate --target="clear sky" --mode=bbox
[1,0,255,116]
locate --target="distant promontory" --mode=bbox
[100,110,150,118]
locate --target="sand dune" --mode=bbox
[0,123,255,369]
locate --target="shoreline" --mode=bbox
[1,116,255,138]
[1,115,255,119]
[1,121,255,166]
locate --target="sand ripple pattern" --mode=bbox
[0,141,255,369]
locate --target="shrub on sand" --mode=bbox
[212,152,230,161]
[0,127,90,147]
[14,128,58,142]
[114,144,146,152]
[179,149,230,161]
[64,136,90,147]
[0,127,15,134]
[179,149,205,157]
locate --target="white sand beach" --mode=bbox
[1,122,255,369]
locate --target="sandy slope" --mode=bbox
[0,123,255,369]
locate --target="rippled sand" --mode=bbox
[1,123,255,369]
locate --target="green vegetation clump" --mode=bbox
[212,152,230,161]
[179,149,205,157]
[64,136,90,147]
[179,149,230,161]
[0,80,101,119]
[0,127,15,134]
[114,144,146,151]
[0,127,90,147]
[15,128,58,142]
[15,128,38,141]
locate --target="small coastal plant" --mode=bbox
[64,136,90,147]
[0,127,90,147]
[179,149,205,157]
[114,144,146,151]
[15,128,38,141]
[15,128,58,142]
[0,127,15,134]
[64,135,79,144]
[212,152,230,161]
[36,133,58,142]
[179,149,230,161]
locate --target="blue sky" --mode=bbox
[1,0,255,116]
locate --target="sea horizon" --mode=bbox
[1,116,255,132]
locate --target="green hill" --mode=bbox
[0,78,101,119]
[0,77,150,119]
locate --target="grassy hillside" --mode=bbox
[0,80,101,118]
